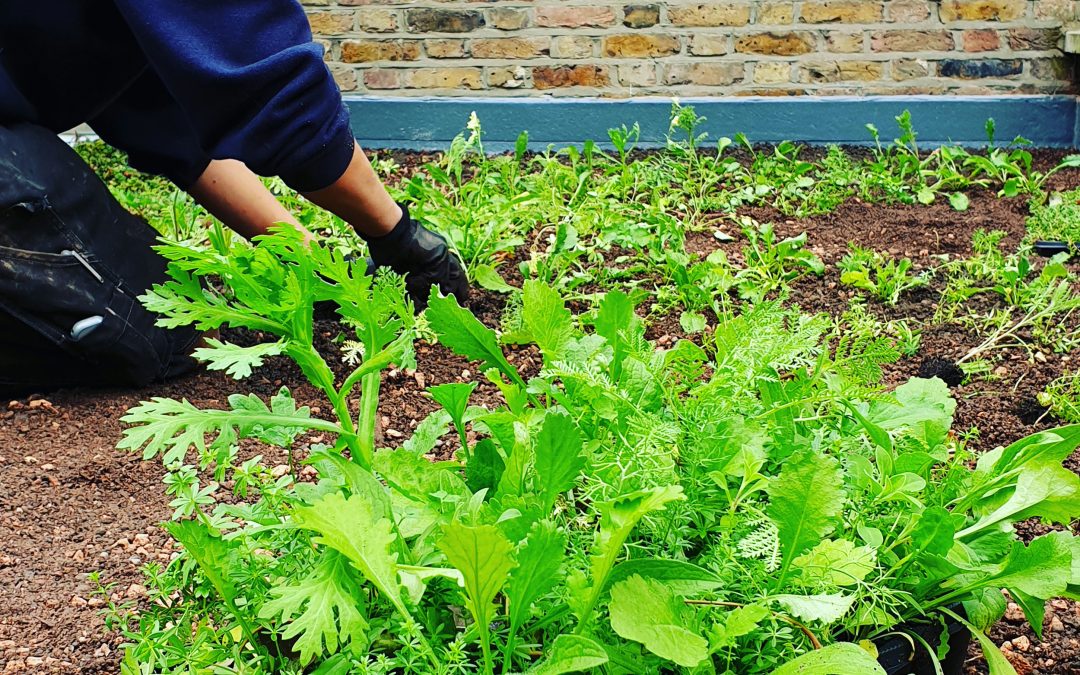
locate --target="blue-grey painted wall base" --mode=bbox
[344,95,1080,151]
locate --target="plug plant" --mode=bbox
[1028,189,1080,247]
[1040,370,1080,424]
[736,219,825,302]
[838,245,929,306]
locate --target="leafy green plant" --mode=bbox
[1040,370,1080,423]
[1028,189,1080,246]
[937,232,1080,362]
[403,114,532,279]
[736,220,825,302]
[965,119,1080,200]
[115,241,1080,674]
[838,245,929,306]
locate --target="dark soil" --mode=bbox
[2,151,1080,674]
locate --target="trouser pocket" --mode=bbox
[0,123,198,390]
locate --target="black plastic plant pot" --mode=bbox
[1034,240,1079,258]
[872,611,970,675]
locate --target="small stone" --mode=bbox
[93,643,111,658]
[133,533,150,546]
[25,658,42,668]
[1013,635,1031,651]
[125,583,147,599]
[1005,602,1025,621]
[1050,615,1065,633]
[70,595,87,607]
[271,465,290,478]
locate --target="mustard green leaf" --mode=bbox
[609,575,708,668]
[527,635,609,675]
[767,449,844,570]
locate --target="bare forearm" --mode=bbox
[187,159,304,240]
[301,144,401,238]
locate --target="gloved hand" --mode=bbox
[366,202,469,309]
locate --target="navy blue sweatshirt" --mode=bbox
[0,1,354,191]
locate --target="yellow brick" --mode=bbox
[754,61,792,83]
[669,3,752,26]
[404,68,484,89]
[801,1,884,23]
[603,34,681,57]
[939,0,1026,21]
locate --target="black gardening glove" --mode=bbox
[366,203,469,310]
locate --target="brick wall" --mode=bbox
[305,1,1079,96]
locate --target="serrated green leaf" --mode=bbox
[374,447,470,508]
[429,382,477,432]
[292,492,408,618]
[534,413,585,512]
[724,603,771,637]
[192,338,284,379]
[963,587,1008,633]
[771,641,885,675]
[992,532,1072,601]
[527,634,609,675]
[591,486,685,587]
[426,292,521,385]
[768,448,844,574]
[165,519,242,605]
[609,575,708,667]
[439,523,517,668]
[572,485,685,631]
[119,395,339,467]
[711,604,770,648]
[506,520,566,638]
[402,410,453,455]
[774,593,855,623]
[793,539,876,588]
[516,280,574,362]
[869,377,956,447]
[466,438,505,494]
[258,551,368,665]
[592,290,642,380]
[679,311,707,334]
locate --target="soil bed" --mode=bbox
[2,152,1080,674]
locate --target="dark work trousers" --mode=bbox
[0,123,199,397]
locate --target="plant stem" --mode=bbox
[356,371,381,466]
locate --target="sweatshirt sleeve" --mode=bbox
[110,0,355,192]
[88,69,212,190]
